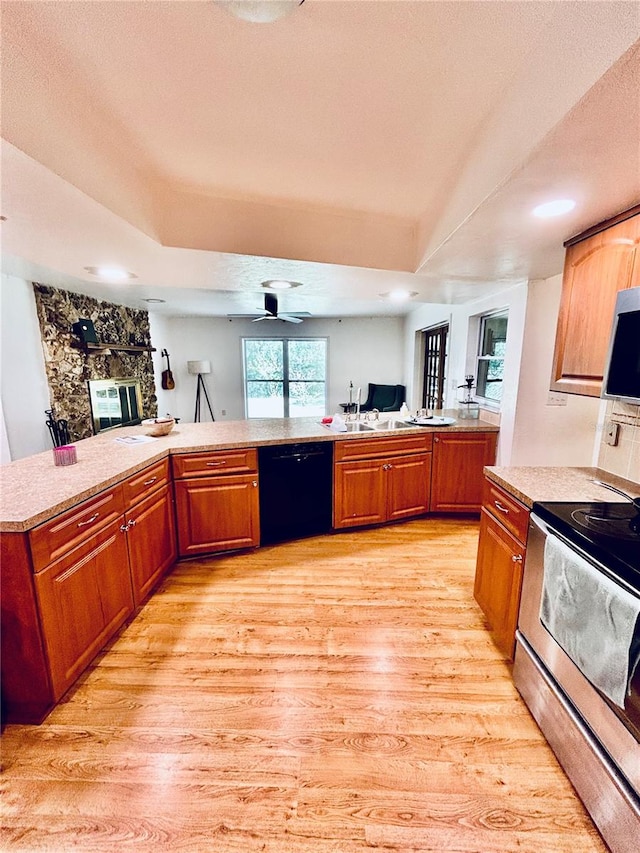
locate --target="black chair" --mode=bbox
[359,383,405,412]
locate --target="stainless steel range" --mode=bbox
[514,495,640,853]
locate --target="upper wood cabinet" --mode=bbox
[550,208,640,397]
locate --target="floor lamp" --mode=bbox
[187,360,215,422]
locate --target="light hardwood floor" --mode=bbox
[1,518,607,852]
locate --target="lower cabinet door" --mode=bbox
[34,519,134,699]
[473,508,525,661]
[126,484,177,606]
[430,432,497,513]
[333,459,387,529]
[386,453,431,521]
[174,474,260,556]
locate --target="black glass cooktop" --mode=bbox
[533,501,640,591]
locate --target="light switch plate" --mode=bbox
[605,421,620,446]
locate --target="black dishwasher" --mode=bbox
[258,442,333,545]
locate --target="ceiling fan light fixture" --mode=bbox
[261,279,302,290]
[216,1,304,24]
[532,199,576,218]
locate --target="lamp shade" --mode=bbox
[187,360,211,375]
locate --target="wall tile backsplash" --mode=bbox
[597,400,640,485]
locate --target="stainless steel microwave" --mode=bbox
[602,286,640,405]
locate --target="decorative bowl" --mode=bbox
[141,417,175,437]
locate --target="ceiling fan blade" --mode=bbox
[280,314,303,323]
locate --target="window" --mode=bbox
[475,311,508,404]
[421,324,448,410]
[242,338,327,418]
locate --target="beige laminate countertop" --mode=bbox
[0,413,497,532]
[485,466,640,509]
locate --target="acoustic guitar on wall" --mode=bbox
[161,349,175,390]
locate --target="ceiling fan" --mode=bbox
[227,293,311,324]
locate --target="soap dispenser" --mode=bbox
[400,402,410,417]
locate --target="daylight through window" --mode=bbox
[476,312,508,404]
[242,338,327,418]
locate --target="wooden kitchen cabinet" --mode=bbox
[122,459,176,605]
[333,434,432,529]
[173,449,260,556]
[429,431,497,513]
[551,207,640,397]
[474,479,529,660]
[2,458,176,722]
[33,516,133,700]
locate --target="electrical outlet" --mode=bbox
[221,409,226,416]
[605,420,620,446]
[546,391,568,407]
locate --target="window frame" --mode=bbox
[242,336,329,419]
[474,310,508,408]
[421,323,449,411]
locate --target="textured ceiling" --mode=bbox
[1,1,639,317]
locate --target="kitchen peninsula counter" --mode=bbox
[485,465,640,508]
[1,413,498,532]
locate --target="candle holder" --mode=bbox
[53,445,77,466]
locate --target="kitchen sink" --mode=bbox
[371,419,414,430]
[344,421,374,432]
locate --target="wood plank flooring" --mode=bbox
[1,518,608,852]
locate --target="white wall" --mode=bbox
[0,274,51,461]
[153,316,405,423]
[510,275,600,466]
[404,282,529,465]
[148,312,175,419]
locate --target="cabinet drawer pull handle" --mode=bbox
[512,554,523,563]
[143,477,157,486]
[494,500,510,514]
[252,480,258,487]
[77,513,99,527]
[434,436,440,442]
[120,523,129,533]
[206,461,226,467]
[127,518,137,529]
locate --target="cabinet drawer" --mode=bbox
[334,433,432,462]
[122,458,170,508]
[30,486,125,573]
[172,448,258,479]
[483,479,529,544]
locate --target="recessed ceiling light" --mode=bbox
[532,199,576,218]
[84,265,138,282]
[261,280,303,291]
[380,290,418,302]
[142,298,166,304]
[217,1,305,24]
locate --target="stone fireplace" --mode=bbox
[33,284,158,442]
